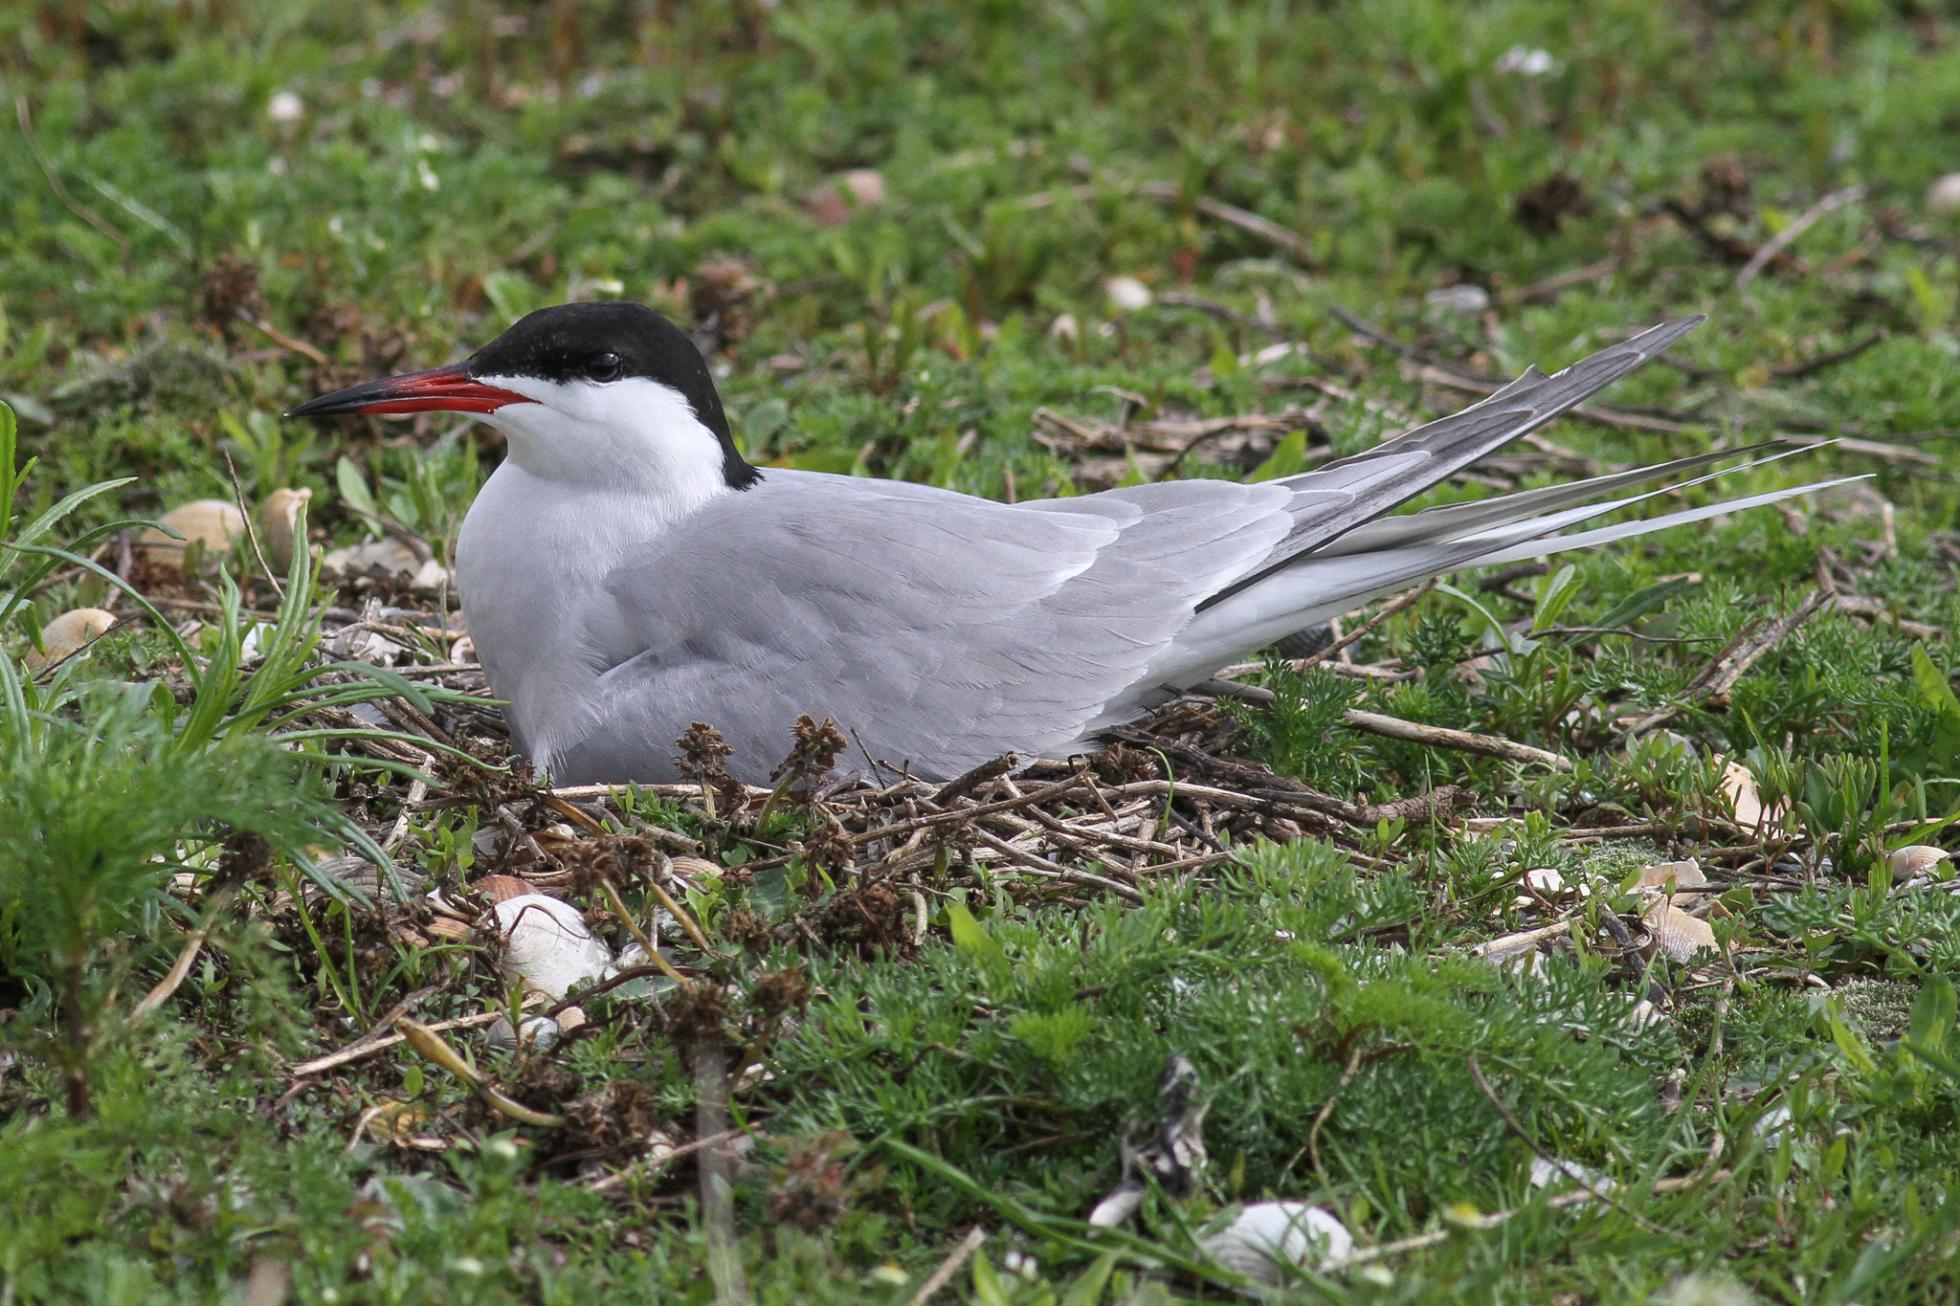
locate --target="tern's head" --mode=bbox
[287,301,760,495]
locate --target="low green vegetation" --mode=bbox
[4,2,1960,1301]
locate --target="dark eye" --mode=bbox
[585,351,623,382]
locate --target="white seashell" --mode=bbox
[1755,1102,1793,1148]
[1495,44,1557,76]
[1928,173,1960,218]
[1200,1201,1353,1287]
[839,168,886,207]
[1425,284,1491,314]
[24,607,116,672]
[1104,276,1152,311]
[1087,1183,1144,1228]
[1528,1155,1617,1193]
[490,894,614,999]
[137,500,246,572]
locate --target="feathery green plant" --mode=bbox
[0,398,456,1115]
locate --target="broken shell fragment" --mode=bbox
[1641,900,1718,963]
[321,535,448,590]
[474,874,533,903]
[258,486,312,572]
[24,607,117,672]
[801,168,886,225]
[1627,998,1665,1030]
[422,916,472,942]
[1719,759,1784,833]
[1200,1201,1354,1287]
[137,499,247,572]
[1523,867,1566,896]
[489,893,615,1000]
[1634,858,1708,891]
[1888,845,1952,878]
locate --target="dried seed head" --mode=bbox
[676,721,734,777]
[1514,170,1594,235]
[750,966,811,1022]
[771,714,847,792]
[720,908,776,954]
[666,982,732,1048]
[199,250,266,339]
[1699,155,1753,218]
[801,811,856,874]
[562,1080,662,1157]
[675,722,747,811]
[216,832,273,887]
[687,254,767,347]
[561,832,660,896]
[768,1133,855,1231]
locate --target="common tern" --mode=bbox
[291,303,1854,784]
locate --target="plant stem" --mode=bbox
[61,951,93,1119]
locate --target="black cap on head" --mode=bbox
[469,301,760,489]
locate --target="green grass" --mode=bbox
[5,1,1960,1301]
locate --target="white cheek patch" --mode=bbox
[473,375,734,521]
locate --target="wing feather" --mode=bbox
[1198,316,1704,608]
[564,474,1292,780]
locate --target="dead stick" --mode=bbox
[587,1127,745,1194]
[1736,184,1866,287]
[16,96,127,251]
[1342,708,1573,771]
[290,1006,529,1078]
[129,928,210,1022]
[851,772,1086,845]
[907,1226,990,1306]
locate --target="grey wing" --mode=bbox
[567,474,1293,781]
[1198,316,1704,608]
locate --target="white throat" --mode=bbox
[474,374,734,524]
